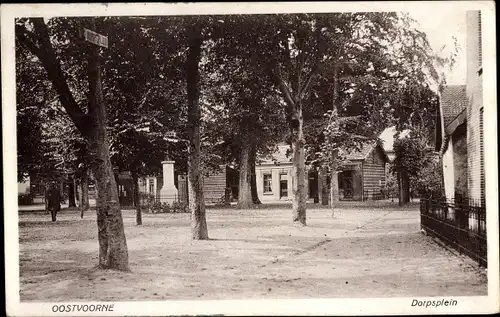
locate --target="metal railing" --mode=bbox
[420,197,487,267]
[118,188,232,212]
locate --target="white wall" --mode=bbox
[442,139,455,201]
[18,179,30,195]
[256,164,294,202]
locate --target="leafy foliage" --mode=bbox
[392,132,443,197]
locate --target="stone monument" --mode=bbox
[159,160,178,204]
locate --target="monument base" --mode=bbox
[159,187,178,204]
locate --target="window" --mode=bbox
[263,174,272,193]
[148,179,155,194]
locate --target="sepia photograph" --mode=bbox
[2,1,498,316]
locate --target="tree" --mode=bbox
[16,17,129,271]
[202,38,287,208]
[392,129,442,205]
[105,17,186,225]
[302,12,452,212]
[185,21,209,240]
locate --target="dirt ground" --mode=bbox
[18,202,487,301]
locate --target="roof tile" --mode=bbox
[441,85,468,128]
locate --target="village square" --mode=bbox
[10,5,491,306]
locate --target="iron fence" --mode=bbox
[118,188,232,212]
[420,197,487,267]
[362,189,398,201]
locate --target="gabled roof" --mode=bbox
[258,142,389,165]
[340,142,389,163]
[440,85,467,129]
[435,85,468,151]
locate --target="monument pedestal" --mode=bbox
[160,161,178,204]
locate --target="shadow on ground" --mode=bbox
[18,205,487,301]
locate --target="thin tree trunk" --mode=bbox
[81,168,90,212]
[249,142,261,205]
[44,182,49,214]
[79,179,84,218]
[318,167,323,204]
[87,19,129,270]
[291,105,307,226]
[238,128,252,209]
[74,176,79,207]
[186,29,208,240]
[318,166,329,205]
[68,177,76,207]
[329,150,339,216]
[132,173,142,225]
[329,67,340,216]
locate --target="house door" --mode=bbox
[280,174,288,198]
[340,171,354,199]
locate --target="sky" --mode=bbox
[381,10,467,151]
[409,10,467,85]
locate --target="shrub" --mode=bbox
[142,197,188,214]
[18,193,33,205]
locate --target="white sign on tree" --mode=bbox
[84,28,108,48]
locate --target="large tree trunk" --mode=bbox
[249,142,261,204]
[17,18,129,270]
[398,168,410,206]
[238,129,252,208]
[131,172,142,225]
[87,20,129,270]
[67,175,76,207]
[186,30,208,240]
[291,105,307,226]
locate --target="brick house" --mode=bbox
[435,10,485,229]
[465,10,485,206]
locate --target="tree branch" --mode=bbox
[25,18,90,136]
[15,24,42,57]
[274,66,296,111]
[298,63,320,100]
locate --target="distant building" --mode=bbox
[255,145,296,202]
[119,161,237,206]
[254,142,389,203]
[338,143,389,201]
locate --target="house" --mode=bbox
[337,143,389,201]
[175,165,237,205]
[434,10,485,233]
[255,145,296,202]
[255,142,389,203]
[435,85,468,202]
[436,11,484,206]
